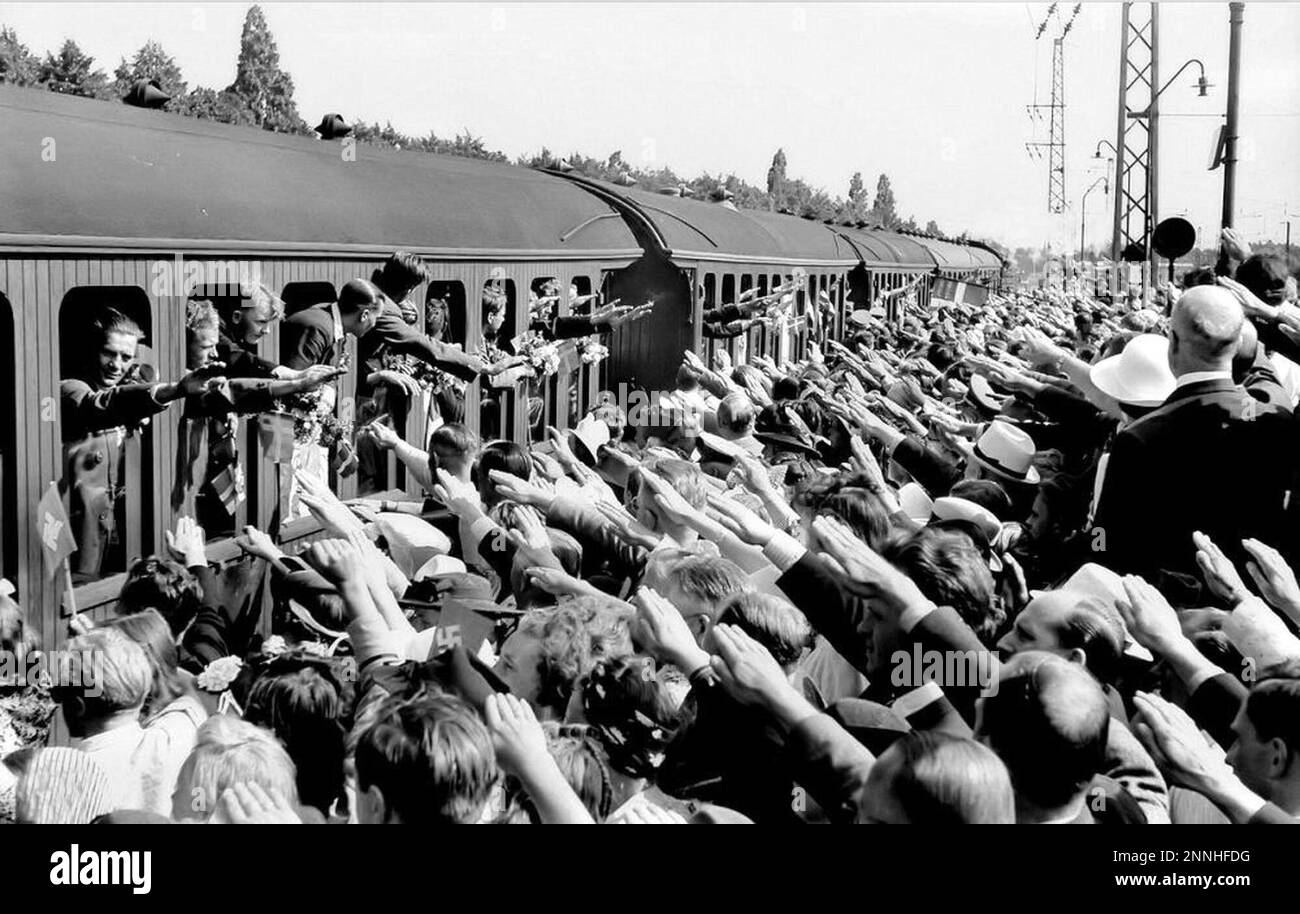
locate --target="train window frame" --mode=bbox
[427,280,467,350]
[529,275,560,442]
[479,275,518,442]
[566,274,596,431]
[57,286,156,587]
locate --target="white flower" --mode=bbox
[261,635,288,657]
[196,656,244,693]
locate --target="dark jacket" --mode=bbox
[1092,377,1298,585]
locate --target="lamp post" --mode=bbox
[1080,176,1108,287]
[1219,3,1244,271]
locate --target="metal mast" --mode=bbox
[1111,2,1160,296]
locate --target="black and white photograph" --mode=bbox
[1,0,1299,888]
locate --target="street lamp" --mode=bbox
[1080,175,1109,274]
[1093,140,1118,160]
[1128,58,1211,119]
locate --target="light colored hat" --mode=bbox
[373,513,452,579]
[414,554,468,580]
[696,430,745,461]
[897,482,934,525]
[1057,562,1153,661]
[568,413,611,465]
[971,421,1040,484]
[967,375,1010,414]
[931,496,1001,541]
[16,749,114,824]
[1089,334,1175,407]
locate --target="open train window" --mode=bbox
[529,277,559,443]
[721,275,738,363]
[480,276,518,442]
[427,281,466,348]
[564,275,596,430]
[0,293,13,587]
[58,287,155,586]
[279,282,337,317]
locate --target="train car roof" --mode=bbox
[838,227,936,269]
[0,85,642,259]
[571,179,858,266]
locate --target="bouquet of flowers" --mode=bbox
[513,331,563,378]
[377,351,467,398]
[574,336,609,366]
[274,387,354,449]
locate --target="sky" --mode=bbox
[4,1,1298,251]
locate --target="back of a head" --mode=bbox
[173,715,300,821]
[1236,254,1290,304]
[652,458,708,511]
[978,651,1109,811]
[374,250,429,297]
[717,392,756,436]
[1170,286,1244,370]
[654,552,751,621]
[516,598,633,716]
[118,556,203,637]
[816,486,895,552]
[56,627,151,723]
[717,591,814,669]
[582,656,680,780]
[885,527,1000,644]
[948,478,1014,522]
[477,440,531,502]
[354,692,498,825]
[245,656,347,815]
[428,422,480,477]
[1043,591,1126,686]
[337,278,386,319]
[101,608,187,717]
[772,375,801,402]
[543,723,616,821]
[863,731,1015,824]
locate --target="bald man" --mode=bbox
[975,652,1117,824]
[1093,286,1299,594]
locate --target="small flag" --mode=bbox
[37,483,77,580]
[210,463,246,514]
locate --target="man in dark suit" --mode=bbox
[1093,286,1299,594]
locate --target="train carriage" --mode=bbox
[0,85,646,642]
[0,82,1004,647]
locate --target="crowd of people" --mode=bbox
[4,232,1300,825]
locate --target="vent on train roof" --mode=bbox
[315,113,353,140]
[124,79,170,109]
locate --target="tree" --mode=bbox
[767,149,788,212]
[112,40,187,101]
[847,171,868,222]
[38,39,111,98]
[0,25,41,86]
[226,5,307,134]
[173,85,254,125]
[870,173,898,229]
[924,219,942,236]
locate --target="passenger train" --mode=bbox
[0,84,1003,645]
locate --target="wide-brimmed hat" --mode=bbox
[966,374,1011,416]
[568,413,611,465]
[414,554,468,580]
[754,404,821,457]
[931,496,1002,541]
[897,482,934,525]
[971,420,1040,484]
[1089,334,1175,407]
